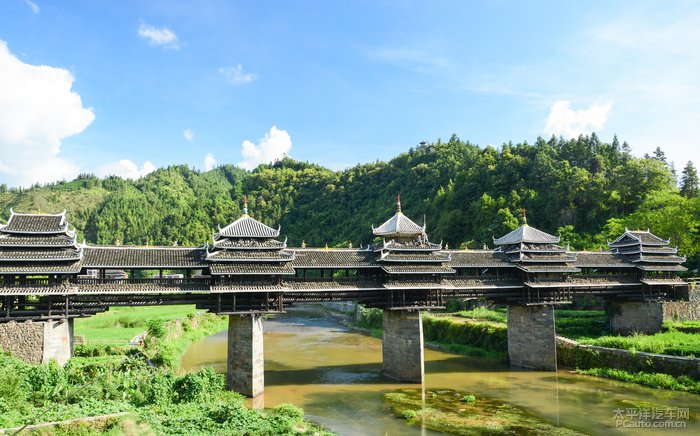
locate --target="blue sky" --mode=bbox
[0,0,698,186]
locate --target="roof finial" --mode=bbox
[243,195,249,216]
[397,193,402,214]
[522,208,528,226]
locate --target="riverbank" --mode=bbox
[0,308,329,435]
[0,352,330,434]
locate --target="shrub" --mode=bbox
[147,319,166,339]
[173,367,225,403]
[401,409,418,420]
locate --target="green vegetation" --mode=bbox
[578,331,700,358]
[449,307,610,340]
[422,315,508,360]
[384,388,583,435]
[576,368,700,393]
[0,353,329,435]
[1,135,698,270]
[74,306,201,345]
[74,306,228,368]
[664,320,700,334]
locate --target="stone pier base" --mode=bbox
[0,319,73,365]
[610,301,663,334]
[227,315,264,397]
[382,309,424,383]
[507,305,556,370]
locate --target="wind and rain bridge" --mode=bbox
[0,197,688,397]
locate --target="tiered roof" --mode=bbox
[0,210,83,274]
[372,196,454,275]
[206,198,294,275]
[609,229,687,272]
[493,212,578,273]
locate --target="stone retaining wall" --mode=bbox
[0,320,44,363]
[662,288,700,321]
[556,336,700,379]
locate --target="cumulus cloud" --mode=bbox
[98,159,156,180]
[0,40,94,187]
[239,126,292,170]
[544,100,613,138]
[138,23,178,49]
[204,153,216,171]
[24,0,39,14]
[183,129,194,141]
[219,64,256,84]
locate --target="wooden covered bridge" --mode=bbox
[0,198,688,397]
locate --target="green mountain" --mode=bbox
[1,134,698,270]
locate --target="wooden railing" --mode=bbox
[74,277,209,286]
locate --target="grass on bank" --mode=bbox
[74,306,202,344]
[579,331,700,358]
[0,353,330,435]
[576,368,700,394]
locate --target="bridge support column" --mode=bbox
[610,301,663,335]
[0,319,73,365]
[227,315,264,397]
[507,305,556,370]
[382,309,424,383]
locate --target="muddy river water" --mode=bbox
[181,307,699,435]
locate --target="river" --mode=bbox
[181,307,699,435]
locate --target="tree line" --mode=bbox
[1,134,698,270]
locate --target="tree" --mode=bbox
[680,161,699,198]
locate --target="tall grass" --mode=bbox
[579,331,700,357]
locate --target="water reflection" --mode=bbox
[181,307,699,435]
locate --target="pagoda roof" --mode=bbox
[0,210,72,235]
[609,229,670,247]
[637,264,688,272]
[0,249,82,262]
[372,212,425,237]
[0,261,82,274]
[517,264,581,273]
[376,239,442,252]
[215,214,281,239]
[493,225,560,246]
[206,249,294,262]
[212,237,287,250]
[379,251,450,263]
[0,234,78,247]
[381,264,455,274]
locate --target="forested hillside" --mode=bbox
[1,134,698,270]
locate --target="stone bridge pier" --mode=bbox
[0,319,74,365]
[227,314,264,397]
[609,301,663,335]
[507,304,557,370]
[382,309,424,383]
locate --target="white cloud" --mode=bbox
[219,64,256,84]
[183,129,194,141]
[543,100,612,138]
[203,153,216,171]
[138,23,179,49]
[98,160,156,180]
[239,126,292,170]
[24,0,39,14]
[0,40,94,187]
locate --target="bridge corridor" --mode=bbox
[0,202,689,398]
